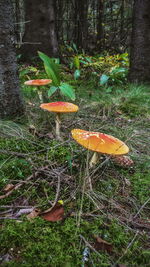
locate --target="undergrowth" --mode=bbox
[0,60,150,266]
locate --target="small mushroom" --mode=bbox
[24,79,52,102]
[40,102,79,140]
[71,129,129,168]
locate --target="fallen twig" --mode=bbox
[133,197,150,219]
[0,165,49,199]
[111,231,139,267]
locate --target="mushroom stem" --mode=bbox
[55,113,62,140]
[89,152,99,168]
[37,89,43,103]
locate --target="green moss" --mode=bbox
[1,217,149,267]
[130,172,150,203]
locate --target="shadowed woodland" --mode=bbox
[0,0,150,266]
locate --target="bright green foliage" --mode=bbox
[100,74,110,85]
[59,83,75,100]
[73,56,81,80]
[73,56,80,70]
[83,53,129,85]
[38,51,76,100]
[84,53,129,71]
[47,86,58,97]
[38,51,60,86]
[73,69,80,80]
[19,66,39,79]
[100,67,128,86]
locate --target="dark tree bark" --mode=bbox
[129,0,150,83]
[49,0,59,57]
[0,0,24,119]
[20,0,59,61]
[78,0,88,50]
[74,0,88,50]
[97,0,104,51]
[120,0,125,43]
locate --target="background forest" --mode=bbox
[0,0,150,266]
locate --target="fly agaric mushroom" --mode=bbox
[40,102,79,140]
[71,129,129,168]
[24,79,52,102]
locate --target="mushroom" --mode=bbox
[71,129,129,168]
[24,79,52,102]
[40,102,79,140]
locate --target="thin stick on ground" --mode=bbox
[111,231,139,267]
[41,175,61,214]
[133,197,150,219]
[0,165,49,199]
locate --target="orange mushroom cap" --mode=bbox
[71,129,129,155]
[40,102,79,113]
[24,79,52,86]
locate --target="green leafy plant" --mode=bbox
[73,54,93,80]
[83,52,129,74]
[73,55,81,80]
[100,66,128,86]
[38,51,75,101]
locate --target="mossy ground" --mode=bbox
[0,65,150,266]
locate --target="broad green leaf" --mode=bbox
[44,65,60,86]
[38,51,60,79]
[28,66,38,72]
[73,56,80,69]
[19,69,30,78]
[48,86,58,97]
[38,51,60,86]
[85,56,92,63]
[80,60,88,65]
[74,69,80,80]
[72,42,78,53]
[51,58,60,64]
[100,74,110,85]
[59,83,75,100]
[111,67,127,74]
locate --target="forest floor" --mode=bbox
[0,62,150,266]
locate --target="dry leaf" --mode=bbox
[41,203,64,222]
[3,184,14,192]
[27,208,41,220]
[93,235,113,253]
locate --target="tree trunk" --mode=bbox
[0,0,24,119]
[129,0,150,83]
[78,0,88,50]
[49,0,59,57]
[20,0,59,61]
[74,0,88,50]
[97,0,104,51]
[120,0,125,43]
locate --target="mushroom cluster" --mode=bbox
[25,71,131,171]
